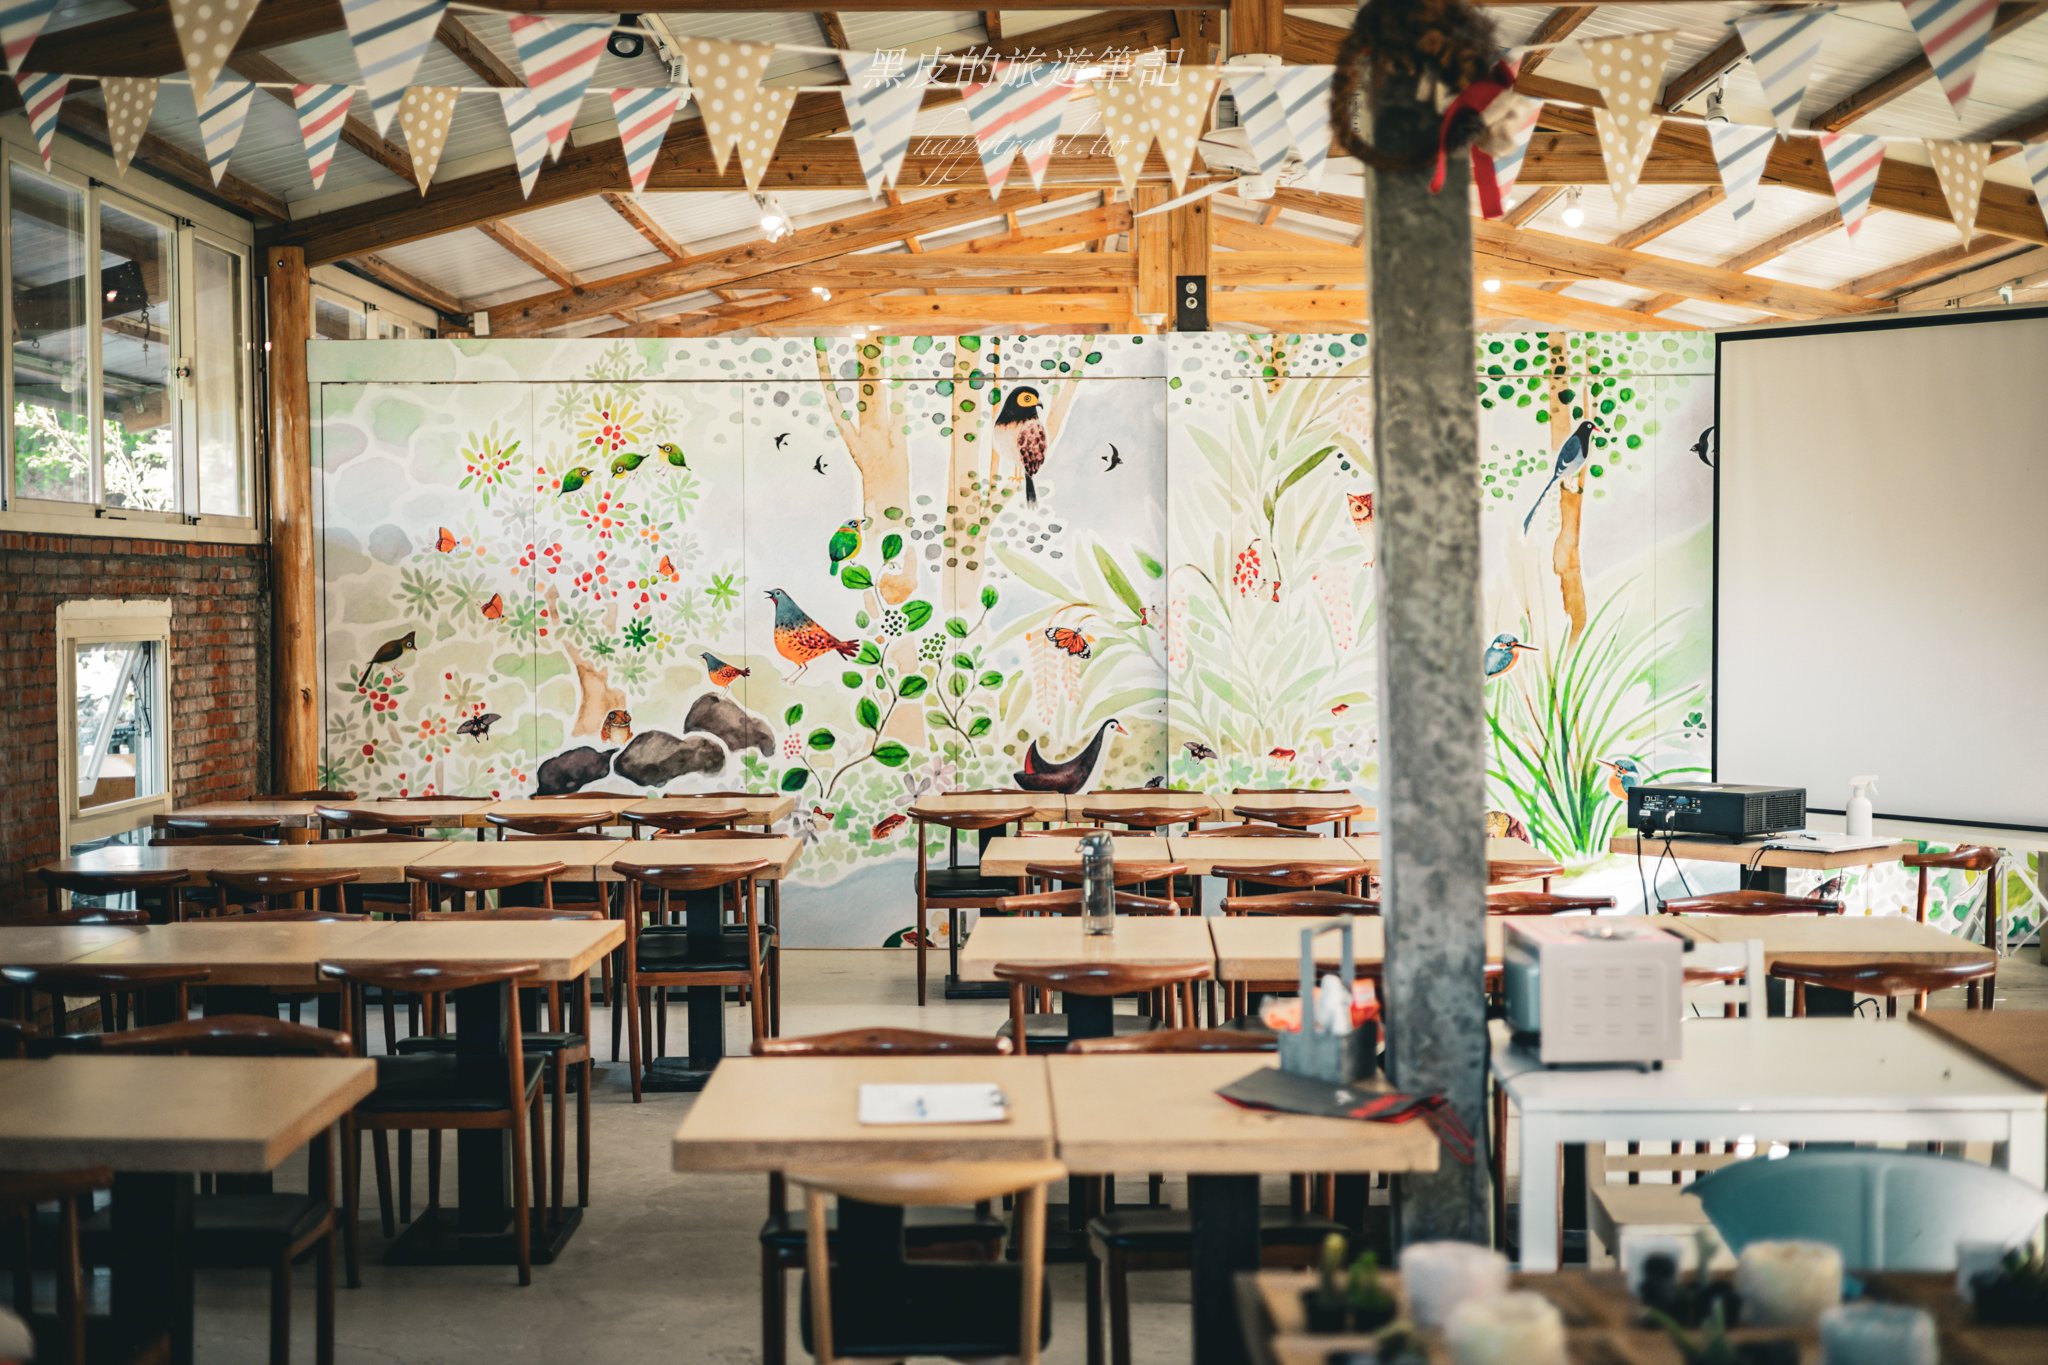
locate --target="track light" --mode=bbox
[1482,278,1502,293]
[608,14,646,60]
[1560,186,1585,229]
[1704,84,1728,124]
[812,286,832,301]
[755,193,790,241]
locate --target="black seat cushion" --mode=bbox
[360,1054,546,1113]
[923,867,1020,901]
[81,1193,328,1266]
[995,1013,1160,1054]
[632,928,762,973]
[760,1205,1007,1252]
[1088,1206,1344,1252]
[393,1031,586,1057]
[799,1262,1051,1358]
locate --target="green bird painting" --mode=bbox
[657,442,689,469]
[610,451,647,477]
[828,517,867,576]
[558,466,592,495]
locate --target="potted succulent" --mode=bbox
[1648,1303,1799,1365]
[1972,1249,2048,1324]
[1303,1232,1352,1333]
[1637,1230,1741,1331]
[1346,1252,1398,1333]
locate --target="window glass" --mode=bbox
[193,241,248,516]
[73,641,163,812]
[314,295,364,339]
[98,198,176,511]
[9,163,92,503]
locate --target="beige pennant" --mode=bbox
[1093,78,1154,197]
[1581,31,1674,215]
[397,86,460,195]
[101,77,159,176]
[730,84,797,193]
[681,36,775,173]
[167,0,263,100]
[1147,67,1220,194]
[1926,139,1991,244]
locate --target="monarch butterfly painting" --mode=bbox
[1044,626,1092,659]
[656,554,679,581]
[480,592,504,620]
[435,526,458,553]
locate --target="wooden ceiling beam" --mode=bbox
[1659,4,1803,111]
[344,253,472,317]
[1207,286,1694,331]
[1814,2,2048,132]
[1516,6,1595,79]
[1844,237,2035,299]
[1609,187,1723,250]
[435,13,525,87]
[1632,205,1844,316]
[723,254,1139,291]
[24,0,341,79]
[1230,0,1286,55]
[1502,187,1564,228]
[1891,244,2048,308]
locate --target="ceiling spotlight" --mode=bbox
[1704,84,1728,124]
[755,193,790,241]
[811,285,832,301]
[1482,278,1502,293]
[608,14,646,60]
[1560,186,1586,229]
[1999,285,2016,305]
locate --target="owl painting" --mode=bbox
[1347,492,1376,568]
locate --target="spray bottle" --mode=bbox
[1846,776,1878,838]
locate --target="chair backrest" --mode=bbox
[1021,860,1187,890]
[1661,892,1843,916]
[994,889,1181,917]
[317,958,537,996]
[1211,862,1370,891]
[1182,823,1319,840]
[407,863,567,897]
[266,789,357,801]
[624,808,744,837]
[1218,891,1378,916]
[3,963,208,1033]
[39,906,149,927]
[1019,826,1114,838]
[991,960,1210,997]
[417,907,604,922]
[1771,957,1995,1017]
[1904,845,2000,873]
[151,834,278,847]
[1680,938,1768,1018]
[612,859,770,895]
[486,812,608,837]
[1484,891,1614,916]
[911,807,1035,833]
[657,829,782,841]
[1236,805,1365,828]
[1487,859,1567,886]
[38,867,190,896]
[1687,1149,2048,1271]
[162,814,284,839]
[1075,805,1196,830]
[316,806,431,835]
[1065,1029,1275,1054]
[753,1027,1010,1057]
[56,1015,352,1057]
[197,907,371,923]
[207,868,360,916]
[380,794,482,802]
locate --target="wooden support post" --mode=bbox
[1170,198,1211,331]
[1134,186,1172,326]
[1364,20,1492,1247]
[265,247,319,794]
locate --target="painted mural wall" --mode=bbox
[311,331,1728,947]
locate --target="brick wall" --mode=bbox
[0,532,270,914]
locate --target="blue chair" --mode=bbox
[1686,1149,2048,1271]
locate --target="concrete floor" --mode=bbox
[170,945,2048,1364]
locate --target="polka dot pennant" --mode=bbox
[680,36,775,175]
[1925,138,1991,245]
[1580,31,1674,215]
[1092,76,1154,198]
[101,77,159,177]
[396,85,459,195]
[1145,67,1220,195]
[733,84,797,193]
[167,0,264,101]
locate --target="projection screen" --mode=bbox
[1716,310,2048,831]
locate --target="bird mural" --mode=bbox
[1103,443,1123,471]
[812,455,827,476]
[766,588,860,681]
[610,451,647,477]
[1596,757,1645,801]
[558,466,593,495]
[456,712,501,741]
[774,433,791,450]
[1522,418,1599,533]
[701,651,751,687]
[828,517,866,577]
[1014,718,1125,794]
[1347,492,1376,568]
[1484,632,1537,680]
[1690,425,1716,469]
[994,385,1049,506]
[657,443,688,469]
[1485,809,1533,843]
[358,630,416,684]
[1809,874,1845,903]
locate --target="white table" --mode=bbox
[1494,1018,2048,1272]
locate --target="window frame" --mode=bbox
[183,226,258,523]
[92,182,184,526]
[57,598,174,849]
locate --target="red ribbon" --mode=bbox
[1431,58,1521,220]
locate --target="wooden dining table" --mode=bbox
[0,1055,373,1365]
[1608,831,1919,893]
[155,792,798,831]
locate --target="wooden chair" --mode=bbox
[1486,891,1614,916]
[1019,861,1189,903]
[267,790,356,801]
[1907,846,2003,1008]
[317,959,547,1286]
[57,1018,350,1365]
[997,889,1181,918]
[1660,891,1843,916]
[36,867,188,923]
[1488,859,1565,892]
[207,868,360,917]
[1183,823,1319,840]
[1217,891,1376,916]
[485,812,608,838]
[653,831,786,1038]
[2,964,206,1037]
[1021,826,1116,839]
[1774,958,1996,1017]
[911,807,1036,1006]
[35,907,149,928]
[1229,791,1365,836]
[314,807,433,837]
[791,1160,1063,1365]
[1066,1029,1274,1055]
[622,807,742,838]
[1076,804,1201,834]
[160,814,285,841]
[1211,862,1371,898]
[750,1029,1012,1365]
[150,834,276,846]
[406,863,566,915]
[0,1166,112,1365]
[612,860,772,1101]
[993,961,1208,1055]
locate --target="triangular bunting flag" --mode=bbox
[498,88,548,198]
[396,85,458,194]
[338,0,449,138]
[1925,138,1990,243]
[101,77,158,176]
[964,61,1069,196]
[1581,31,1674,214]
[840,52,929,198]
[291,83,353,191]
[166,0,262,100]
[0,0,60,81]
[1091,76,1153,198]
[1148,68,1220,194]
[2023,142,2048,232]
[1708,122,1776,220]
[1270,65,1334,190]
[1485,99,1543,209]
[1733,8,1832,132]
[16,70,64,164]
[609,87,685,194]
[679,36,775,174]
[1224,72,1293,180]
[1901,0,2000,122]
[732,84,796,193]
[195,72,255,186]
[1818,132,1884,238]
[509,15,613,162]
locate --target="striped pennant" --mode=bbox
[339,0,449,138]
[963,61,1068,196]
[1733,8,1832,132]
[1486,99,1543,209]
[102,77,158,176]
[1925,138,1991,243]
[195,72,256,187]
[1819,132,1884,238]
[396,85,458,194]
[0,0,59,81]
[1901,0,2001,122]
[609,87,685,195]
[17,70,63,165]
[510,14,613,162]
[839,51,929,198]
[291,83,353,191]
[1224,72,1293,181]
[679,36,774,175]
[2023,142,2048,234]
[1707,122,1776,220]
[498,88,548,198]
[1270,65,1334,190]
[166,0,261,101]
[1092,75,1152,197]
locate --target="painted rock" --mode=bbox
[613,730,728,787]
[534,745,614,796]
[683,692,775,757]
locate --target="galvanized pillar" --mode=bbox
[1365,43,1494,1245]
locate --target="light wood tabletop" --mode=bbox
[671,1055,1055,1172]
[957,916,1218,982]
[599,835,803,881]
[978,834,1171,877]
[412,838,626,880]
[1607,833,1919,870]
[317,798,498,826]
[64,920,391,986]
[0,1056,374,1173]
[1165,836,1364,877]
[1675,913,1994,967]
[153,799,326,829]
[1208,915,1508,980]
[1045,1053,1440,1175]
[0,921,151,967]
[910,792,1067,821]
[338,919,624,981]
[481,796,639,823]
[39,839,445,885]
[1914,1010,2048,1095]
[1068,791,1224,819]
[1343,834,1552,873]
[624,794,795,824]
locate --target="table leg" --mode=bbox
[2003,1106,2048,1189]
[1065,993,1114,1042]
[1516,1114,1563,1272]
[641,887,728,1092]
[112,1171,193,1365]
[1188,1173,1260,1365]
